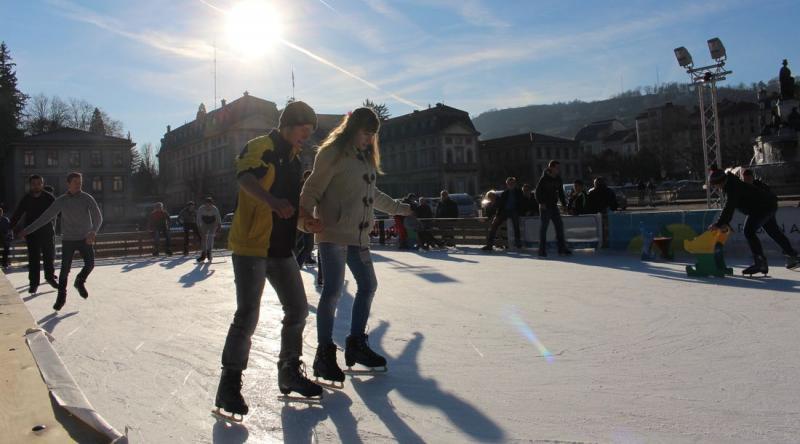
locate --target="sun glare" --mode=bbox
[225,1,283,59]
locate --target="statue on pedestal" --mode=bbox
[780,59,795,100]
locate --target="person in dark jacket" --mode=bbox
[436,190,459,247]
[534,161,570,256]
[415,198,443,250]
[740,169,773,195]
[0,207,11,269]
[709,169,798,274]
[586,177,618,214]
[482,177,524,250]
[521,183,539,216]
[567,180,589,215]
[435,190,459,219]
[178,201,201,256]
[9,174,58,293]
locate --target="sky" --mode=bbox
[2,0,799,151]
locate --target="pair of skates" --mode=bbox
[742,254,800,277]
[313,334,387,389]
[212,334,385,422]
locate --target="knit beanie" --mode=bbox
[279,101,317,130]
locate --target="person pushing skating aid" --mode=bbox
[708,168,799,276]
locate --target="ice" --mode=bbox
[8,247,800,443]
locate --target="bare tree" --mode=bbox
[23,93,124,136]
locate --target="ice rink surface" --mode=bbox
[8,246,800,443]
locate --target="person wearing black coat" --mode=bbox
[9,175,58,293]
[567,180,589,215]
[534,161,570,256]
[709,169,798,273]
[520,183,539,216]
[482,177,525,250]
[586,177,618,214]
[435,191,459,219]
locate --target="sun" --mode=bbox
[225,1,283,59]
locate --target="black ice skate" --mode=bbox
[45,276,59,289]
[277,359,323,402]
[786,254,799,271]
[344,334,388,374]
[74,280,88,299]
[313,343,345,389]
[196,252,206,263]
[742,255,769,277]
[212,368,248,422]
[207,250,213,262]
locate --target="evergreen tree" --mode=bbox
[89,107,106,135]
[362,98,391,120]
[0,41,28,203]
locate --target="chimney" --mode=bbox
[167,125,171,133]
[221,98,227,107]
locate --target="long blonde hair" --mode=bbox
[318,107,383,174]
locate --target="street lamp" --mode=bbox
[674,37,733,208]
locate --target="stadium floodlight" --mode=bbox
[674,38,732,209]
[674,46,694,68]
[707,38,726,61]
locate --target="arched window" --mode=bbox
[446,149,453,164]
[467,150,474,163]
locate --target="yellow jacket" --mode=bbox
[228,133,281,257]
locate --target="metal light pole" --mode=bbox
[674,38,732,208]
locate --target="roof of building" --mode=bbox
[162,93,279,146]
[480,132,576,148]
[574,119,625,142]
[379,103,478,141]
[14,127,133,146]
[602,128,636,144]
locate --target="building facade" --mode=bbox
[574,119,627,156]
[378,104,480,198]
[6,128,135,225]
[157,93,281,213]
[479,132,583,191]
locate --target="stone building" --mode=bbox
[5,128,135,226]
[378,103,480,198]
[479,132,583,191]
[158,93,343,213]
[574,119,627,156]
[635,102,691,175]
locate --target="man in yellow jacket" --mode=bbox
[214,101,323,420]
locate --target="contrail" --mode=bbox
[315,0,338,13]
[197,0,419,108]
[280,39,420,108]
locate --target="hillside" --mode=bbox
[472,82,765,140]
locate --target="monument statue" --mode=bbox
[779,59,795,100]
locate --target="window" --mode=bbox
[92,176,103,192]
[467,150,474,163]
[446,149,453,164]
[47,151,58,167]
[91,151,102,167]
[24,151,35,167]
[70,151,81,167]
[445,136,453,144]
[112,176,124,192]
[113,151,124,167]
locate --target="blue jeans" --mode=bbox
[317,243,378,346]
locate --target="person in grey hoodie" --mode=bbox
[22,172,102,311]
[196,197,221,263]
[299,107,412,384]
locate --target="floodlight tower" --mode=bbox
[674,38,732,208]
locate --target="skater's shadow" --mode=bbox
[23,289,55,302]
[413,250,479,264]
[159,256,192,270]
[211,417,248,444]
[350,321,505,443]
[178,263,215,288]
[38,311,78,334]
[121,258,159,273]
[281,391,361,444]
[369,253,460,283]
[577,255,800,294]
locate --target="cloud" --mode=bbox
[411,0,510,29]
[46,0,214,60]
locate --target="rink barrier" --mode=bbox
[607,207,800,258]
[5,229,230,265]
[0,271,118,443]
